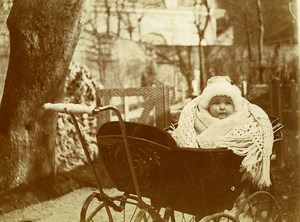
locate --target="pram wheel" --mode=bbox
[235,191,283,222]
[80,192,114,222]
[80,191,165,222]
[199,212,238,222]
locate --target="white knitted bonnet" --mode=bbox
[198,76,243,111]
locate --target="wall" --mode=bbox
[0,0,12,101]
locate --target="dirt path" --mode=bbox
[0,187,95,222]
[0,187,202,222]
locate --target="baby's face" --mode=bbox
[208,96,235,119]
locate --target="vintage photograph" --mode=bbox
[0,0,299,221]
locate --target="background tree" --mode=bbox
[0,0,87,193]
[216,0,297,84]
[194,0,210,91]
[255,0,264,83]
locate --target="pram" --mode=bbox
[43,103,284,222]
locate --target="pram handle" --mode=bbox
[42,103,116,115]
[43,103,95,115]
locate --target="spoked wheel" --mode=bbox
[133,206,166,222]
[80,191,166,222]
[80,192,115,222]
[162,211,237,222]
[162,208,224,222]
[200,212,238,222]
[235,191,283,222]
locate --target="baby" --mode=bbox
[171,76,274,188]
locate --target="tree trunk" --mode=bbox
[0,0,86,193]
[176,46,194,98]
[255,0,264,83]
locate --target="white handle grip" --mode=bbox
[43,103,95,115]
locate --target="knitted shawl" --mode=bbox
[171,97,274,188]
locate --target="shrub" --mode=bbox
[56,63,98,172]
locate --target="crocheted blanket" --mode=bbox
[171,97,274,188]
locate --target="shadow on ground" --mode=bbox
[0,158,113,214]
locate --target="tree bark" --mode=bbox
[0,0,86,193]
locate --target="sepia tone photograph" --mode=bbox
[0,0,299,221]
